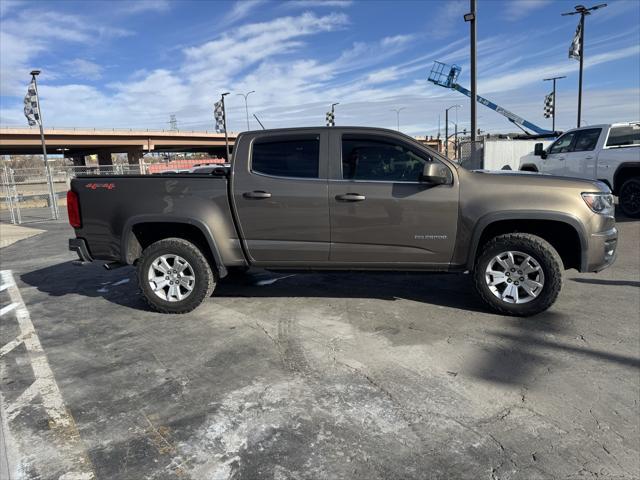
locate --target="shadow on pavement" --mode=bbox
[467,310,640,386]
[20,261,145,310]
[21,261,492,314]
[570,277,640,288]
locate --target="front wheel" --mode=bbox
[618,178,640,218]
[473,233,563,316]
[137,238,216,314]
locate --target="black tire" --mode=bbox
[473,233,563,317]
[137,237,216,314]
[618,178,640,218]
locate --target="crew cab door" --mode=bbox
[543,131,576,174]
[564,128,602,179]
[231,131,330,264]
[327,131,459,268]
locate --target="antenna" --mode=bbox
[253,113,266,130]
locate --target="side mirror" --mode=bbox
[534,143,547,159]
[421,163,450,185]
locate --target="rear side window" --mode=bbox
[573,128,601,152]
[606,125,640,147]
[252,137,319,178]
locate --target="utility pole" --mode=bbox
[562,3,607,128]
[445,104,461,159]
[221,92,231,161]
[29,70,59,219]
[237,90,255,131]
[464,0,477,150]
[391,107,406,131]
[543,76,566,132]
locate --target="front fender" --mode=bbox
[465,210,588,271]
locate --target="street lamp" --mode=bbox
[390,107,406,131]
[561,3,607,128]
[543,76,566,132]
[221,92,231,161]
[445,104,461,158]
[237,90,255,131]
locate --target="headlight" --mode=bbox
[582,192,614,216]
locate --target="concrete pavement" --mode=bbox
[0,217,638,479]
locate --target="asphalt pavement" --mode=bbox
[0,215,638,479]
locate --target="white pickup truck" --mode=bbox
[520,122,640,217]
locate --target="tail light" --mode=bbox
[67,190,81,228]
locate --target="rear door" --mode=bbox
[327,130,459,268]
[231,131,330,265]
[564,128,602,179]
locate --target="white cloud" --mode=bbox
[221,0,267,25]
[503,0,551,21]
[284,0,353,8]
[64,59,104,81]
[113,0,171,15]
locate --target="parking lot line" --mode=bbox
[0,270,95,480]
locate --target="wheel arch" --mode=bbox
[466,211,588,272]
[520,164,539,172]
[613,162,640,195]
[122,215,228,278]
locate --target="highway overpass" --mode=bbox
[0,127,443,165]
[0,127,237,165]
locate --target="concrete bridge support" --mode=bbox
[97,151,113,166]
[127,150,143,165]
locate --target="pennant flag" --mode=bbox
[543,92,554,119]
[23,79,40,126]
[326,110,335,127]
[214,100,225,133]
[569,21,581,60]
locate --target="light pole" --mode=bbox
[562,3,607,128]
[237,90,255,131]
[445,104,461,158]
[391,107,406,131]
[221,92,231,161]
[464,0,477,146]
[543,76,566,132]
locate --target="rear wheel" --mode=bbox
[474,233,563,316]
[137,238,216,314]
[618,178,640,218]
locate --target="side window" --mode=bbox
[573,129,601,152]
[606,125,640,147]
[549,132,575,154]
[342,136,434,182]
[252,137,319,178]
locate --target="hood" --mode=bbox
[466,169,611,193]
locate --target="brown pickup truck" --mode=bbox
[68,127,617,316]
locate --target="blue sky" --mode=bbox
[1,0,638,135]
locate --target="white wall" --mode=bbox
[483,139,552,170]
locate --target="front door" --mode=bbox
[543,131,576,174]
[564,128,602,179]
[328,132,459,268]
[232,131,330,264]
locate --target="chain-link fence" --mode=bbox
[457,140,484,170]
[1,166,61,224]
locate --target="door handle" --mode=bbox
[335,193,366,202]
[243,190,272,199]
[585,155,594,160]
[557,157,565,161]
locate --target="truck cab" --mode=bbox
[520,122,640,217]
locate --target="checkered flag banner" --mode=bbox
[569,20,581,60]
[326,110,335,127]
[214,100,225,133]
[543,92,554,119]
[23,79,40,126]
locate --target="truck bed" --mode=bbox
[70,175,241,265]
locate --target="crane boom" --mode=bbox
[428,61,555,136]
